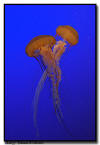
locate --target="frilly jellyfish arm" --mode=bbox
[52,40,67,87]
[53,40,67,63]
[40,47,61,109]
[56,65,61,87]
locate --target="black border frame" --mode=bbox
[4,4,97,144]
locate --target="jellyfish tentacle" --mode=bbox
[51,75,73,137]
[55,65,61,88]
[35,57,45,72]
[55,103,73,137]
[33,70,48,135]
[50,67,73,137]
[50,73,62,116]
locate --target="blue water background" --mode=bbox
[5,5,95,140]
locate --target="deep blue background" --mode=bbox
[5,5,95,140]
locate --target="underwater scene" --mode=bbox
[5,4,96,141]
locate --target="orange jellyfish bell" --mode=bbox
[25,35,56,57]
[56,25,79,45]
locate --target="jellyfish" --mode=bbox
[26,35,57,135]
[25,26,78,136]
[51,26,79,133]
[53,25,79,86]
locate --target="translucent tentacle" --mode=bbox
[56,65,61,88]
[51,75,63,119]
[35,57,46,72]
[33,70,47,136]
[51,74,73,137]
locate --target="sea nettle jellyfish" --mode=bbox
[25,26,78,136]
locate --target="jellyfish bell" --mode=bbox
[26,35,56,57]
[53,25,79,63]
[26,35,56,71]
[56,25,79,46]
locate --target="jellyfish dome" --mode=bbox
[26,35,56,57]
[56,25,79,45]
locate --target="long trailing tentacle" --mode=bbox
[35,56,46,72]
[33,70,47,136]
[51,72,73,137]
[51,74,63,119]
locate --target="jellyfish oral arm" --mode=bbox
[53,40,67,63]
[56,65,61,87]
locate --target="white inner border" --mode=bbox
[0,0,99,145]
